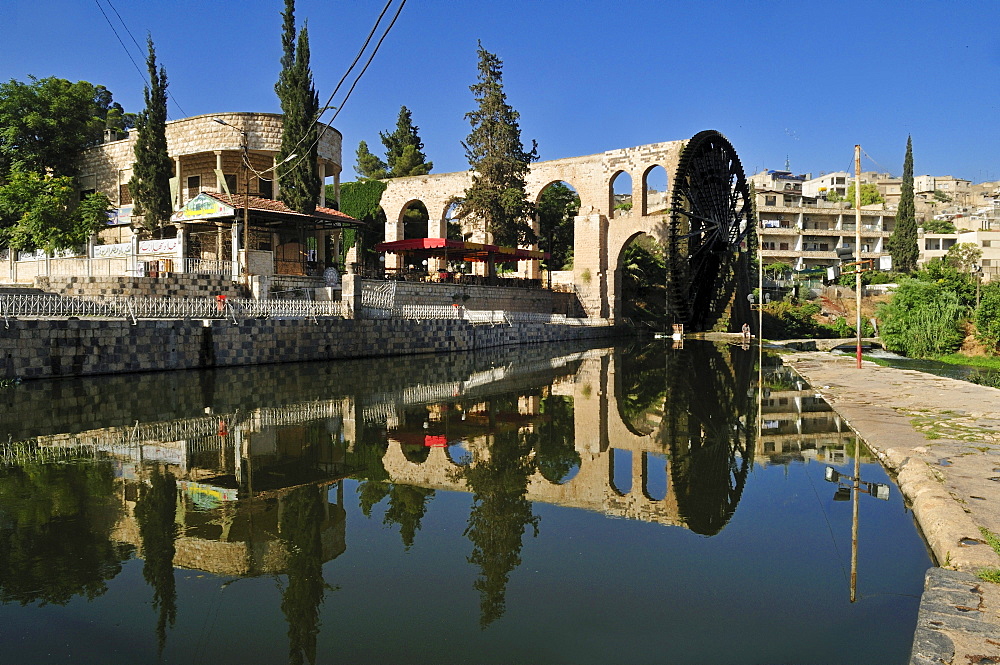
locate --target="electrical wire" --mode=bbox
[279,0,408,177]
[93,0,188,118]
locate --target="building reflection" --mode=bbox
[0,339,868,637]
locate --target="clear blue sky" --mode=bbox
[3,0,999,183]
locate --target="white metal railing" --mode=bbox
[184,258,233,275]
[0,293,343,325]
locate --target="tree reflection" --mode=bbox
[461,414,540,628]
[533,394,580,483]
[134,466,179,654]
[279,485,326,665]
[0,460,130,606]
[384,484,435,550]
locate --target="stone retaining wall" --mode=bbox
[33,275,246,299]
[0,317,621,381]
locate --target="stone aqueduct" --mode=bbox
[376,139,689,321]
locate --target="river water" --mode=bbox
[0,340,931,664]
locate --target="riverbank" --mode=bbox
[783,351,1000,662]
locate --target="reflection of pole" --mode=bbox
[850,434,861,602]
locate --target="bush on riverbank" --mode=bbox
[761,301,873,339]
[878,279,965,358]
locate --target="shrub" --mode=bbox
[878,278,965,357]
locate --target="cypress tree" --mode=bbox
[380,106,433,177]
[275,0,319,214]
[888,135,918,273]
[459,42,538,248]
[129,36,172,235]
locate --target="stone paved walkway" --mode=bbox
[784,351,1000,664]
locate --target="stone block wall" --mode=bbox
[0,317,623,382]
[33,275,246,299]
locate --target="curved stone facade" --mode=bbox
[77,112,343,213]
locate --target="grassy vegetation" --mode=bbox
[978,527,1000,584]
[933,354,1000,370]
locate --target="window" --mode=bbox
[119,183,132,205]
[783,195,794,204]
[835,177,846,185]
[765,196,776,206]
[779,243,789,251]
[258,177,273,199]
[224,174,237,195]
[187,175,201,200]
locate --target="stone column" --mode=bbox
[174,157,182,209]
[318,161,326,208]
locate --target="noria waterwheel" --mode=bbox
[666,130,755,331]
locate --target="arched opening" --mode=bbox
[401,200,430,240]
[533,394,580,484]
[609,171,633,219]
[536,181,579,271]
[618,232,667,328]
[643,165,669,215]
[444,200,465,241]
[643,452,668,501]
[609,448,633,495]
[446,439,474,466]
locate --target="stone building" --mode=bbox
[76,112,358,279]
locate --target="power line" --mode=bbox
[281,0,408,184]
[93,0,188,118]
[275,0,399,167]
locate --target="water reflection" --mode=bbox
[0,340,920,661]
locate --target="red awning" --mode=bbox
[374,238,546,262]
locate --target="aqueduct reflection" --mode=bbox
[1,341,862,636]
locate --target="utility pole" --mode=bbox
[854,145,863,370]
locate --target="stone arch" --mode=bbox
[609,447,633,495]
[641,164,670,216]
[608,170,633,220]
[608,229,667,323]
[642,451,668,501]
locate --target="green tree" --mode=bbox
[275,0,320,214]
[921,218,956,234]
[944,242,982,273]
[383,484,435,550]
[458,43,539,248]
[878,278,965,357]
[0,76,126,179]
[537,182,578,270]
[841,182,884,208]
[933,189,952,203]
[915,258,977,309]
[975,282,1000,352]
[354,140,388,180]
[0,169,111,251]
[887,136,918,272]
[129,36,173,235]
[381,106,433,178]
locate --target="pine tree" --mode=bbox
[459,43,538,247]
[275,0,319,214]
[888,136,918,272]
[129,36,172,235]
[354,140,388,180]
[380,106,433,177]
